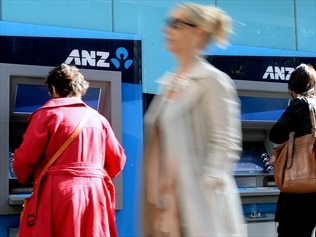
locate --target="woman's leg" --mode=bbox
[277,220,315,237]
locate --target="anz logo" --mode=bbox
[262,66,294,80]
[65,47,133,69]
[65,50,110,67]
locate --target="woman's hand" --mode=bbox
[269,155,276,165]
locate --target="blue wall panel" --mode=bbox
[296,0,316,52]
[1,0,113,32]
[117,83,143,237]
[220,0,296,49]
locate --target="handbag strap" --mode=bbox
[35,108,90,185]
[308,103,316,137]
[287,101,316,168]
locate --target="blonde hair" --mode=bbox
[177,2,232,48]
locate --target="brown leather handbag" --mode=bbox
[272,103,316,193]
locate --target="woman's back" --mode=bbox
[269,97,312,144]
[268,63,316,237]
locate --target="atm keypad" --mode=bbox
[9,152,16,179]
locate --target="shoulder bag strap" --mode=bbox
[35,108,90,183]
[287,100,316,168]
[308,103,316,137]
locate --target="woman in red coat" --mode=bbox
[14,63,126,237]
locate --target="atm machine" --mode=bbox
[0,23,142,220]
[2,64,122,209]
[207,52,316,237]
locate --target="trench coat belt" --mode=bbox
[46,162,107,177]
[25,163,107,226]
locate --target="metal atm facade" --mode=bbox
[207,52,316,236]
[0,27,142,217]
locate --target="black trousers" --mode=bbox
[275,192,316,237]
[277,221,315,237]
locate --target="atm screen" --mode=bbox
[82,88,101,111]
[13,84,50,114]
[240,96,289,121]
[13,83,101,114]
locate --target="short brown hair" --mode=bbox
[288,64,316,95]
[45,63,89,98]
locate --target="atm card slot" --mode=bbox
[8,193,31,206]
[245,212,275,222]
[9,179,33,195]
[238,187,280,196]
[10,187,33,194]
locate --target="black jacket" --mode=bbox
[269,97,313,144]
[269,96,316,224]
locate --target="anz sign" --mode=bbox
[65,47,134,70]
[207,55,315,83]
[262,66,295,80]
[65,50,110,67]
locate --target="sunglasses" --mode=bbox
[165,17,196,29]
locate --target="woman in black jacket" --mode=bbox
[269,63,316,237]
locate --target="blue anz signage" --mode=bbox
[0,36,141,84]
[207,55,316,83]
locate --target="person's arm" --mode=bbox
[13,111,49,183]
[269,122,291,144]
[103,119,126,179]
[269,98,306,144]
[203,73,242,180]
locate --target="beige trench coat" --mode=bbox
[142,57,247,237]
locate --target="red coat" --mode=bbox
[14,98,126,237]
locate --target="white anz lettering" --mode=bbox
[65,49,81,65]
[285,67,294,80]
[64,49,110,68]
[262,66,274,79]
[96,51,110,67]
[262,66,295,80]
[81,50,96,66]
[274,66,285,80]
